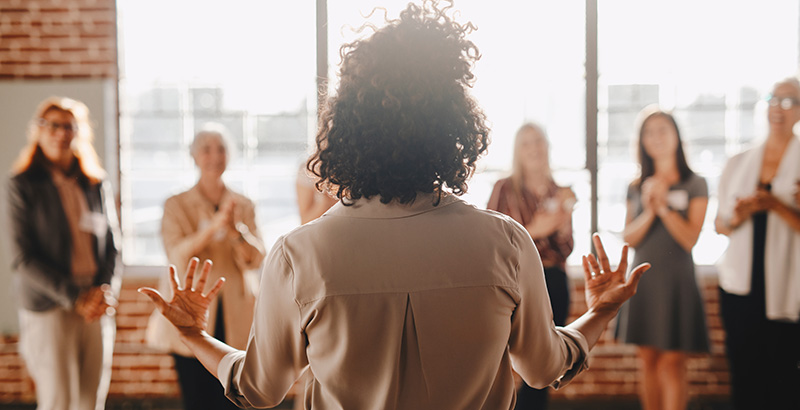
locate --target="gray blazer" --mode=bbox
[8,162,119,312]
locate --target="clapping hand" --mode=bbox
[138,258,225,336]
[75,284,116,323]
[581,234,650,314]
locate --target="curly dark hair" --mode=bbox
[308,0,490,205]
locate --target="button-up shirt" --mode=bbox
[219,193,589,409]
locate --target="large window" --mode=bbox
[118,1,316,265]
[596,0,800,263]
[118,1,800,269]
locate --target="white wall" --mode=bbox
[0,79,117,334]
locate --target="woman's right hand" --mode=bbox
[581,234,650,314]
[138,258,225,337]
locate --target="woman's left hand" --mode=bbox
[139,258,225,336]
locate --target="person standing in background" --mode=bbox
[617,108,710,410]
[715,77,800,410]
[487,123,575,410]
[8,96,120,410]
[145,126,266,410]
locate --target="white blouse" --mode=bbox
[218,193,589,409]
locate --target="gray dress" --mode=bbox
[616,174,710,353]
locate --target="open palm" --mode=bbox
[139,258,225,336]
[582,234,650,313]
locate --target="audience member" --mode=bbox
[145,126,266,410]
[487,123,576,410]
[8,96,120,410]
[715,77,800,410]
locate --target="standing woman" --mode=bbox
[145,126,266,410]
[617,108,709,410]
[715,78,800,410]
[8,96,119,410]
[487,123,575,410]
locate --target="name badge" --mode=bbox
[667,190,689,211]
[79,212,108,236]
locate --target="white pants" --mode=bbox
[18,308,115,410]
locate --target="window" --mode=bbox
[597,0,800,263]
[118,1,800,269]
[118,0,316,266]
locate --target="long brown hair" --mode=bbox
[12,96,105,184]
[635,108,693,187]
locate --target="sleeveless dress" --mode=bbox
[616,174,710,352]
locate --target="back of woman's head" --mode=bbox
[309,0,490,204]
[13,96,105,183]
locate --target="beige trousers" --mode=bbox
[18,308,115,410]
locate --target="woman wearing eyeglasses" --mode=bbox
[715,77,800,410]
[8,96,120,410]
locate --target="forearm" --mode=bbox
[622,210,655,247]
[169,226,217,262]
[179,330,240,379]
[657,209,701,252]
[564,307,618,350]
[771,202,800,232]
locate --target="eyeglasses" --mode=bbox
[767,96,800,110]
[37,118,78,133]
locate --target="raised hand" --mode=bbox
[138,258,225,336]
[582,233,650,314]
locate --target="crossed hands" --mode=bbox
[581,234,650,313]
[74,284,117,323]
[730,187,780,228]
[138,258,226,336]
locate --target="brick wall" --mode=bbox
[0,274,731,405]
[0,0,117,79]
[551,274,730,400]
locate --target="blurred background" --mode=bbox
[1,0,797,408]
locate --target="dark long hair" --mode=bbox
[307,0,490,204]
[636,110,693,187]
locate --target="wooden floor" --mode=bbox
[0,398,733,410]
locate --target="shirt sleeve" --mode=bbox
[687,174,709,200]
[507,223,589,389]
[218,236,308,408]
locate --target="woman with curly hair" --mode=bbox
[140,2,648,408]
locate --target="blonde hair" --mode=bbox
[510,123,552,195]
[12,96,105,184]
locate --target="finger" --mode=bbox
[617,244,630,275]
[169,265,180,294]
[195,259,213,292]
[587,253,602,276]
[204,277,226,300]
[581,255,593,282]
[138,287,170,313]
[624,263,651,292]
[591,233,611,271]
[184,257,200,291]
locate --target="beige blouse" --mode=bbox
[218,193,589,409]
[146,185,265,356]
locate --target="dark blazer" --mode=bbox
[7,162,119,312]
